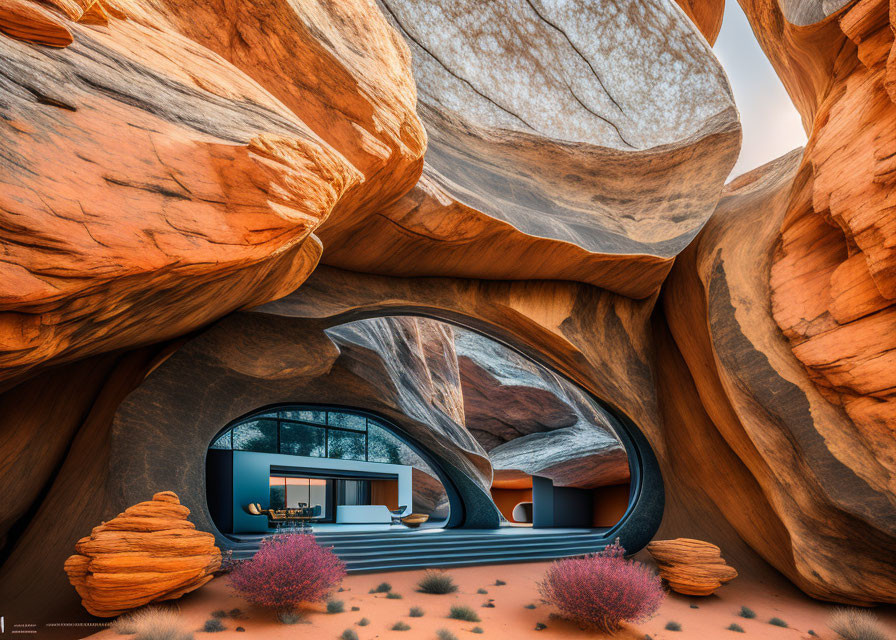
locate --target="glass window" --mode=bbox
[285,477,310,508]
[328,411,366,431]
[269,476,286,510]
[367,424,404,464]
[309,478,328,518]
[209,431,231,450]
[280,421,326,457]
[280,408,326,424]
[327,428,366,461]
[232,419,278,453]
[339,479,369,505]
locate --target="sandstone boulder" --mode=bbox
[316,0,740,298]
[0,0,422,389]
[63,491,220,617]
[647,538,737,596]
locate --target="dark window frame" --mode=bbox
[212,407,380,463]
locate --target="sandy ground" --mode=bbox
[86,560,896,640]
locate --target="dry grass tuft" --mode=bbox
[829,608,890,640]
[111,607,192,640]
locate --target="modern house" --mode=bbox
[207,406,441,533]
[190,315,663,572]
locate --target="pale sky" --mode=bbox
[713,2,807,178]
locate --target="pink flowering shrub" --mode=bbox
[229,533,345,612]
[538,539,664,632]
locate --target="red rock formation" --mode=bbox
[647,538,738,596]
[674,0,725,44]
[64,491,221,617]
[0,0,423,388]
[662,150,896,605]
[1,0,895,623]
[0,0,73,46]
[650,0,896,606]
[770,0,896,462]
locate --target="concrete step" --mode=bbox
[229,529,609,573]
[317,535,605,551]
[324,537,605,556]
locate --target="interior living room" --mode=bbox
[206,406,447,534]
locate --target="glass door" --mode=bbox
[270,476,332,520]
[338,479,371,506]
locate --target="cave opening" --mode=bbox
[201,315,662,568]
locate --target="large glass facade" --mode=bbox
[280,421,326,457]
[212,407,420,465]
[232,419,277,453]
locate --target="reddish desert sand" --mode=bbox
[86,559,896,640]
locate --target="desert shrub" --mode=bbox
[409,607,425,617]
[112,607,193,640]
[350,606,359,612]
[535,622,547,630]
[537,539,664,633]
[391,621,411,631]
[227,608,243,619]
[477,588,488,594]
[448,605,480,622]
[357,618,370,626]
[277,611,305,624]
[471,627,484,634]
[210,610,227,619]
[665,621,681,631]
[769,617,788,628]
[482,601,495,608]
[229,533,345,614]
[494,579,506,586]
[371,582,392,593]
[340,630,359,640]
[202,619,225,633]
[235,627,245,633]
[386,592,403,600]
[417,570,458,594]
[690,604,699,609]
[809,631,818,637]
[327,599,345,614]
[436,629,458,640]
[525,604,537,610]
[727,623,745,633]
[829,608,889,640]
[738,606,756,619]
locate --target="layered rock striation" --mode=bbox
[647,538,737,596]
[0,0,424,388]
[63,491,220,617]
[654,0,896,604]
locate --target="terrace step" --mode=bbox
[228,529,610,573]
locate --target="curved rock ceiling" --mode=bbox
[328,316,631,492]
[317,0,741,298]
[379,0,731,149]
[452,326,630,488]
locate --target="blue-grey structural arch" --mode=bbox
[108,304,663,565]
